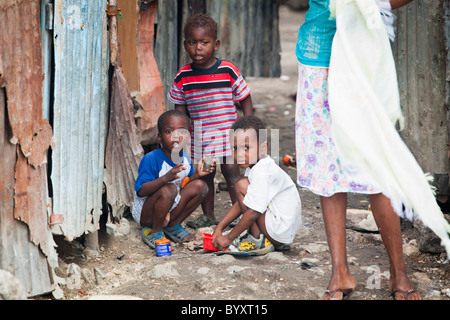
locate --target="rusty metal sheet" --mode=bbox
[50,0,109,240]
[0,0,56,297]
[0,0,54,168]
[0,90,53,297]
[105,66,144,219]
[117,1,166,145]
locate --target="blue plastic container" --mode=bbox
[155,238,172,257]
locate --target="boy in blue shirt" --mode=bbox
[132,110,215,249]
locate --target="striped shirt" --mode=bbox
[168,59,251,160]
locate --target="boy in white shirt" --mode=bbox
[212,116,302,254]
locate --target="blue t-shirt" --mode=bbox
[296,0,336,67]
[134,148,194,194]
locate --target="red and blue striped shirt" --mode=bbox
[168,59,251,160]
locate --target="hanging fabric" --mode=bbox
[328,0,450,257]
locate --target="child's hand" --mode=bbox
[197,157,216,176]
[212,234,232,251]
[165,163,186,182]
[211,227,221,239]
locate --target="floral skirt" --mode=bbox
[295,63,378,197]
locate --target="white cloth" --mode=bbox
[243,156,302,244]
[132,192,180,227]
[328,0,450,257]
[375,0,396,42]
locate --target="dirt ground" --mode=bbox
[49,6,450,302]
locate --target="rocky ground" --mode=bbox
[46,6,449,303]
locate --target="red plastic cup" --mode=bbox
[199,233,220,252]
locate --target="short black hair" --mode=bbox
[231,115,267,143]
[157,110,190,134]
[184,13,218,40]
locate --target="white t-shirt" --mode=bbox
[243,156,302,244]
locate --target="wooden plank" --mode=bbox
[117,0,140,92]
[138,1,166,136]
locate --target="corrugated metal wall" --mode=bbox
[0,0,55,297]
[155,0,281,109]
[154,0,180,110]
[206,0,281,77]
[1,89,53,298]
[50,0,109,240]
[393,0,449,195]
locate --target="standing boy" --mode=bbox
[168,13,253,229]
[212,116,302,254]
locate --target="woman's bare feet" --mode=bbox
[389,273,421,300]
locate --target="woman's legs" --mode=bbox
[369,193,421,300]
[320,192,421,300]
[319,193,356,300]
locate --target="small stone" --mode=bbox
[265,252,289,262]
[211,254,235,266]
[403,240,420,257]
[147,262,180,279]
[197,267,210,275]
[0,270,27,300]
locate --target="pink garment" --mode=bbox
[295,63,378,197]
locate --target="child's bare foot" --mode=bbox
[320,273,357,300]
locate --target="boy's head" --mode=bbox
[184,13,218,40]
[230,116,268,169]
[157,110,191,158]
[183,13,220,69]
